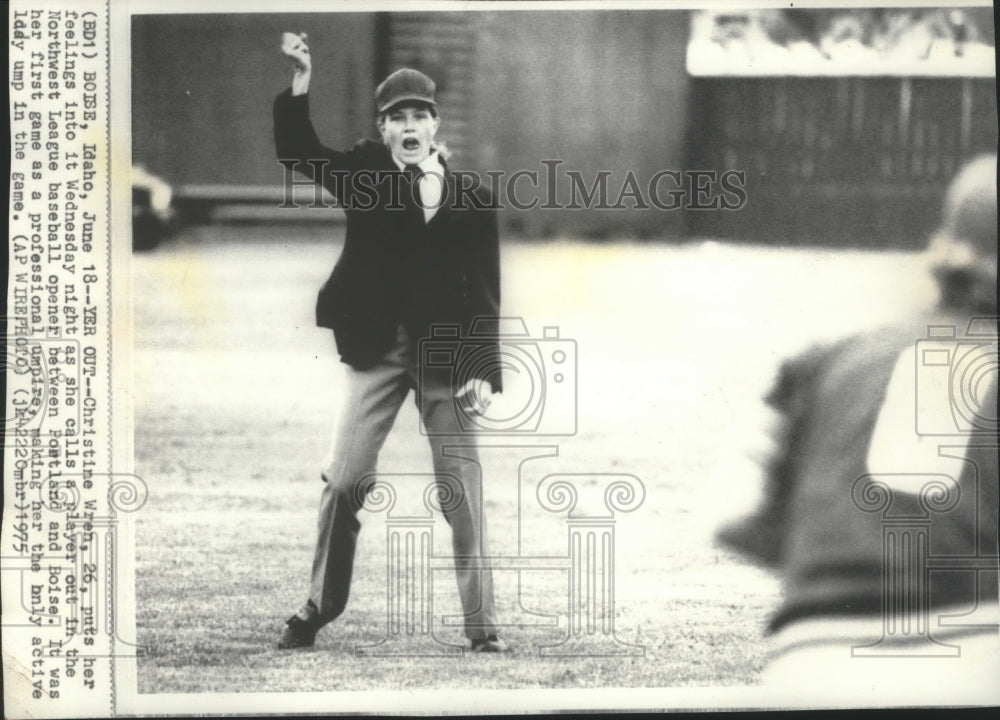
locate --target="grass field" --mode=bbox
[133,225,937,694]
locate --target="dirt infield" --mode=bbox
[133,226,936,693]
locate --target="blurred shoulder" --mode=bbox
[768,319,928,410]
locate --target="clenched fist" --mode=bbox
[281,32,311,95]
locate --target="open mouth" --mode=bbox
[402,138,420,151]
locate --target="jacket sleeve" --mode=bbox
[273,88,355,195]
[467,204,503,394]
[715,343,831,567]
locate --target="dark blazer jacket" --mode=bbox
[720,317,998,633]
[273,88,502,392]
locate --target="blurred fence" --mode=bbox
[687,76,998,247]
[132,11,996,248]
[380,13,480,167]
[382,10,690,240]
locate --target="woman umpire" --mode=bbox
[273,32,507,653]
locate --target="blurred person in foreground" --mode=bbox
[718,154,998,697]
[273,32,506,652]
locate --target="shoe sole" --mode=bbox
[470,642,508,653]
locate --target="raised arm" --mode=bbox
[282,32,312,96]
[273,32,353,184]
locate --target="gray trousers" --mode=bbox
[310,325,498,639]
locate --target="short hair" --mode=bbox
[928,154,997,313]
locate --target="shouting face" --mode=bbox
[378,104,440,165]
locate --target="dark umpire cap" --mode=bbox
[375,68,437,113]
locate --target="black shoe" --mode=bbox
[277,601,322,649]
[470,635,508,653]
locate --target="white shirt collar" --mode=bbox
[391,150,442,174]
